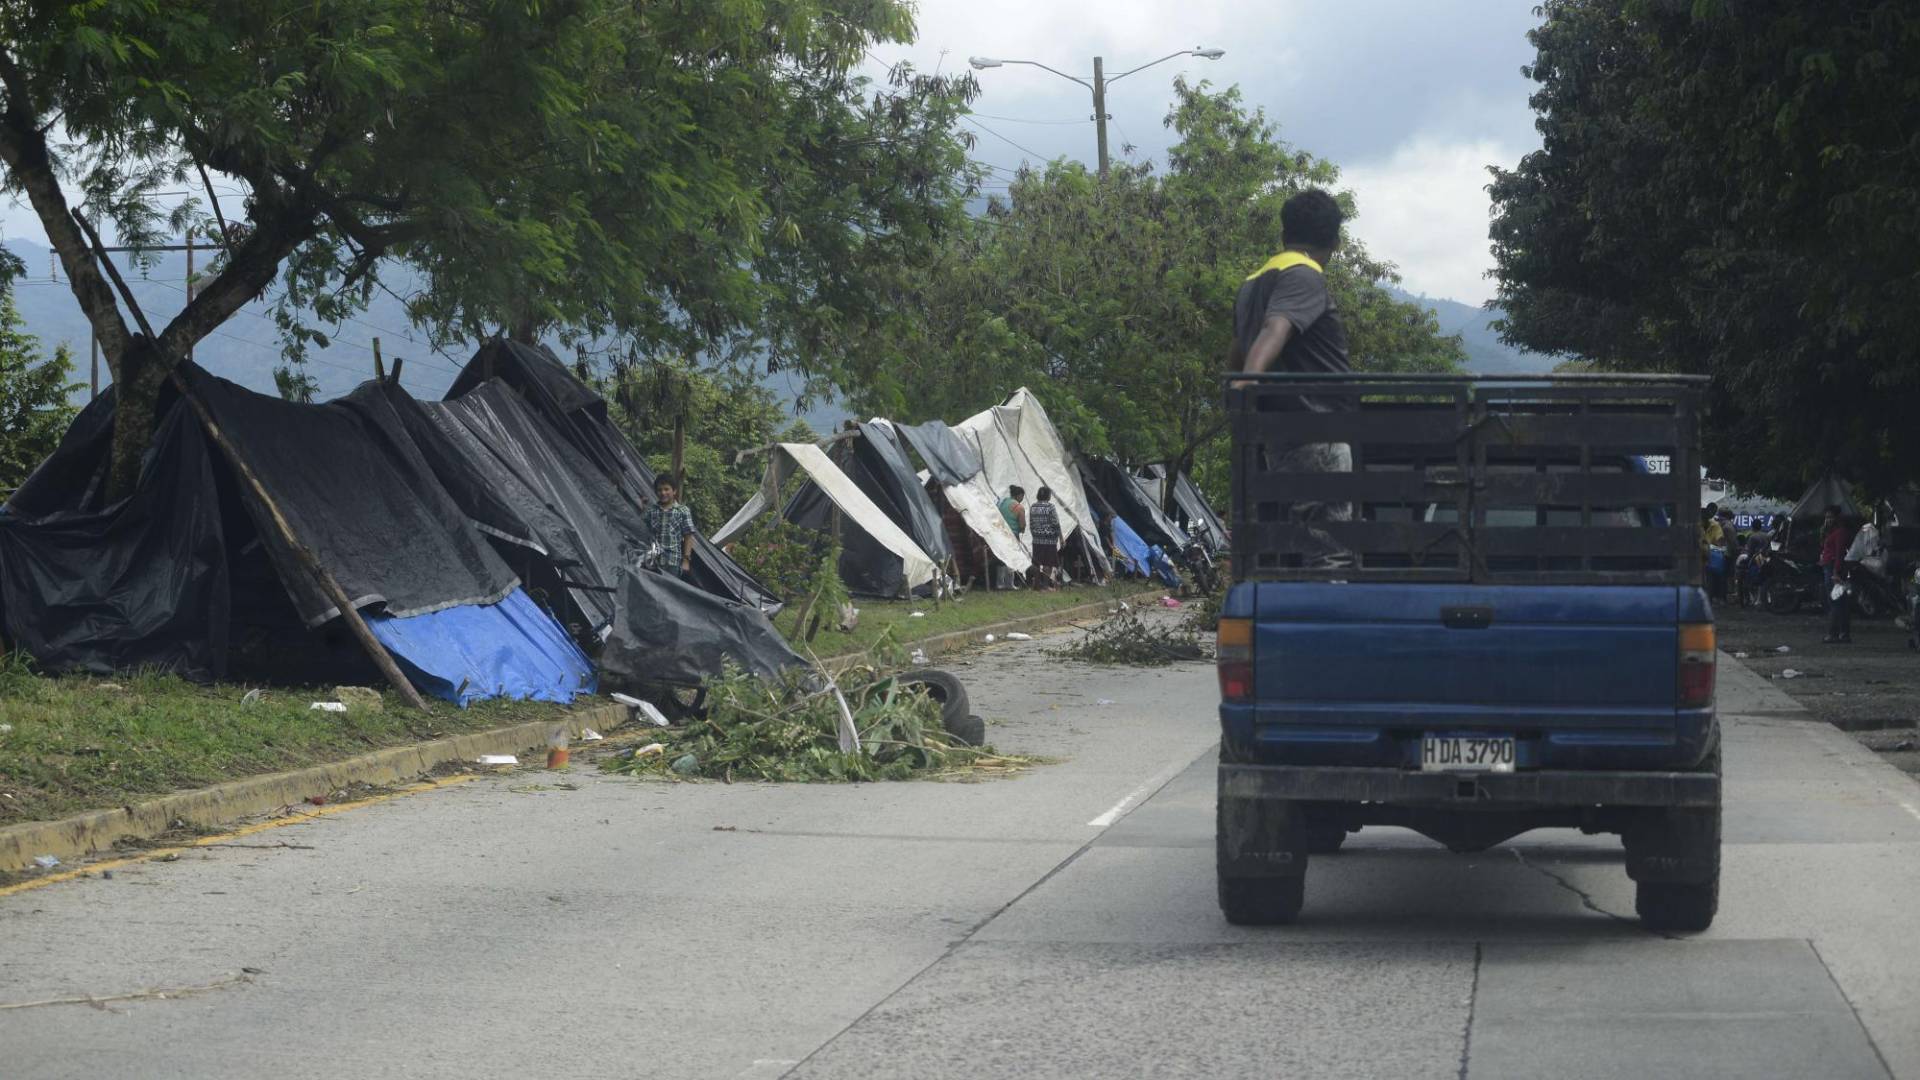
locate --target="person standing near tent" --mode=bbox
[990,485,1027,589]
[645,475,697,581]
[1226,188,1352,568]
[1030,487,1061,590]
[1818,506,1845,609]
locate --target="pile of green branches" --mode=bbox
[1184,585,1227,633]
[1053,610,1210,666]
[602,662,1027,783]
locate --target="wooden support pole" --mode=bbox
[671,413,685,490]
[388,356,404,386]
[371,337,385,381]
[169,370,430,711]
[71,209,430,711]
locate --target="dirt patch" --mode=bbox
[1718,603,1920,781]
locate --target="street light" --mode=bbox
[968,47,1225,178]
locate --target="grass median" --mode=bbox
[775,580,1166,659]
[0,582,1163,827]
[0,659,571,826]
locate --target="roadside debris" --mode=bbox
[308,701,347,713]
[910,611,926,618]
[1053,610,1209,666]
[1733,651,1750,659]
[1775,645,1792,654]
[476,754,518,766]
[611,692,672,727]
[579,728,605,742]
[602,662,1033,783]
[1161,596,1182,608]
[983,633,996,643]
[239,689,263,706]
[1005,632,1033,641]
[331,686,383,712]
[32,855,60,869]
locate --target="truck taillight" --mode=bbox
[1678,623,1715,708]
[1218,618,1253,701]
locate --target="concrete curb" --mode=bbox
[0,703,625,873]
[1,584,1173,873]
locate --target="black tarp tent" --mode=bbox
[781,422,954,597]
[0,359,799,693]
[1140,464,1228,553]
[404,377,801,685]
[0,369,594,699]
[1085,457,1190,554]
[447,340,782,614]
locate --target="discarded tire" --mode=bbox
[947,713,987,748]
[897,668,972,739]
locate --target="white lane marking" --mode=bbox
[736,1060,799,1079]
[1089,757,1194,828]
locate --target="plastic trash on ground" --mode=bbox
[1006,632,1033,641]
[33,854,60,869]
[579,728,605,742]
[983,633,996,643]
[477,754,518,765]
[910,611,927,618]
[309,701,347,713]
[1161,596,1183,608]
[1781,669,1803,679]
[611,692,672,727]
[1775,645,1792,653]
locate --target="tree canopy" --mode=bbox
[0,288,80,496]
[1489,0,1920,496]
[828,79,1464,501]
[0,0,976,496]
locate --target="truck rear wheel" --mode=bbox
[1216,775,1308,925]
[1635,880,1719,933]
[1624,748,1721,933]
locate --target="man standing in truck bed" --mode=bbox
[1227,188,1351,567]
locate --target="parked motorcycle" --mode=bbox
[1848,559,1908,619]
[1181,532,1222,596]
[1760,550,1825,615]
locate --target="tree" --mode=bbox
[603,363,813,537]
[0,0,975,500]
[1489,0,1920,496]
[0,289,80,496]
[831,79,1464,504]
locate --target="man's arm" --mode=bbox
[1241,314,1295,375]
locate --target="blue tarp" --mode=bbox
[368,588,596,707]
[1108,514,1152,577]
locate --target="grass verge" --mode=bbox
[0,662,571,825]
[775,581,1162,658]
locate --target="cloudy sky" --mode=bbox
[873,0,1545,304]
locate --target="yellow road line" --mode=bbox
[0,774,480,899]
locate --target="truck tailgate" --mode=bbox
[1251,582,1679,730]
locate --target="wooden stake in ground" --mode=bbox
[71,210,431,712]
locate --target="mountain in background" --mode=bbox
[1389,286,1555,375]
[1,239,845,429]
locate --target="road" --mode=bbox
[3,623,1918,1079]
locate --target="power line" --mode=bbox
[969,113,1090,126]
[960,116,1048,162]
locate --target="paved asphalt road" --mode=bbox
[3,622,1919,1079]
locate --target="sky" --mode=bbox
[870,0,1546,304]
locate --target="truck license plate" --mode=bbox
[1421,735,1516,773]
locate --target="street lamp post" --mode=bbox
[969,48,1224,178]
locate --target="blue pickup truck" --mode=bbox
[1216,373,1720,931]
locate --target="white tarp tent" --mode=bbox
[956,388,1100,549]
[874,419,1032,574]
[713,443,939,592]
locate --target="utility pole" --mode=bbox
[1091,57,1109,178]
[969,48,1223,181]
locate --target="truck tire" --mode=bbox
[1625,750,1720,933]
[897,669,971,739]
[1635,880,1719,933]
[1216,775,1308,925]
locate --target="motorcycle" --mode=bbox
[1847,558,1908,620]
[1759,550,1825,615]
[1181,531,1222,596]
